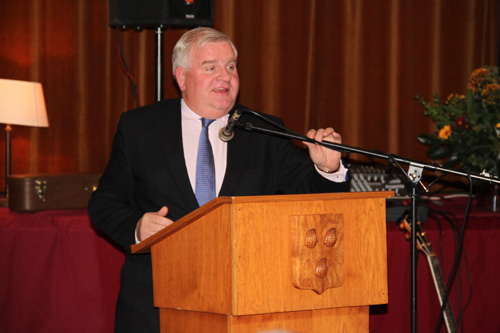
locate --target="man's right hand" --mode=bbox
[136,206,174,242]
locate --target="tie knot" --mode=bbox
[201,118,215,128]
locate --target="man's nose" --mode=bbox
[217,67,231,81]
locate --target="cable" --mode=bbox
[115,28,141,108]
[429,207,473,332]
[456,246,473,331]
[240,108,304,137]
[435,175,473,333]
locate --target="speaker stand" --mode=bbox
[155,27,164,102]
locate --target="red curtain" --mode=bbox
[0,0,498,189]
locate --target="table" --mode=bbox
[0,197,498,332]
[370,196,500,332]
[0,208,124,333]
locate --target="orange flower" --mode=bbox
[468,81,478,92]
[496,122,500,129]
[439,125,452,139]
[445,93,466,104]
[468,67,489,92]
[481,83,500,95]
[470,67,488,80]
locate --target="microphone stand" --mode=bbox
[242,122,499,184]
[239,120,500,333]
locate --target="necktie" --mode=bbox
[195,118,216,206]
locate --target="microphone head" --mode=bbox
[219,127,234,142]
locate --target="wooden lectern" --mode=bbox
[132,192,391,332]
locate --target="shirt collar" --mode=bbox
[180,99,229,124]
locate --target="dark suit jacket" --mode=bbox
[88,98,349,284]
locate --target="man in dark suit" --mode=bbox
[88,27,349,332]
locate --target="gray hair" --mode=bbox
[172,27,238,79]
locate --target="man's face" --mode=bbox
[175,41,239,119]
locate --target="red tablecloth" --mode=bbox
[0,197,498,332]
[0,208,124,333]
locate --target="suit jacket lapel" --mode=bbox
[219,127,249,196]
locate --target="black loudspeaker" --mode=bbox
[109,0,214,29]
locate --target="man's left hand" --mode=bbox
[303,127,342,173]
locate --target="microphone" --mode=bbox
[219,109,243,142]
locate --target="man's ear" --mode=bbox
[174,67,186,92]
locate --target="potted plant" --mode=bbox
[416,66,500,210]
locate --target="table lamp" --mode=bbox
[0,79,49,198]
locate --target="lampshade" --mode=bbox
[0,79,49,127]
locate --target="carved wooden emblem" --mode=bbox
[291,214,344,294]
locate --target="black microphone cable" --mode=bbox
[115,28,141,108]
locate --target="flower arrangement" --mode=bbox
[416,66,500,178]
